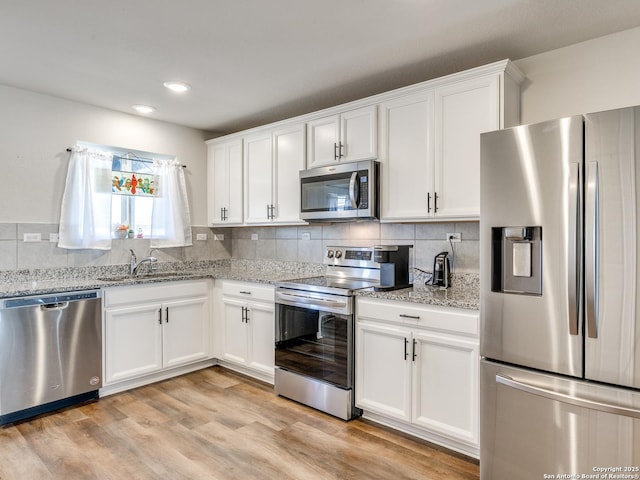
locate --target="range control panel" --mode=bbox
[325,246,376,267]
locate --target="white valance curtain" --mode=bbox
[58,145,192,250]
[150,159,193,248]
[58,147,113,250]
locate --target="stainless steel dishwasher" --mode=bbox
[0,290,102,425]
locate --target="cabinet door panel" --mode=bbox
[247,302,275,375]
[208,144,227,224]
[105,304,163,384]
[207,140,243,225]
[412,331,479,444]
[273,123,306,223]
[434,74,499,218]
[227,140,244,224]
[244,132,273,223]
[163,297,210,369]
[379,92,435,221]
[341,105,377,162]
[307,115,340,168]
[356,322,412,422]
[222,300,248,365]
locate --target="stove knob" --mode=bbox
[327,249,334,258]
[335,250,343,258]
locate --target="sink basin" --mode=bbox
[97,272,189,282]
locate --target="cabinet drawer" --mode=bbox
[221,280,274,303]
[104,280,210,308]
[356,297,478,337]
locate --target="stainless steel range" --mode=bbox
[274,245,406,420]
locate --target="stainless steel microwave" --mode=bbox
[300,160,379,222]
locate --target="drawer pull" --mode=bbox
[239,291,252,295]
[399,314,420,320]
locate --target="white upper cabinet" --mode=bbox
[207,139,243,225]
[244,131,273,224]
[379,61,523,222]
[379,91,435,221]
[272,123,307,223]
[433,74,500,218]
[206,60,522,224]
[307,105,377,168]
[244,123,306,225]
[306,114,339,168]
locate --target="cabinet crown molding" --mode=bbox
[206,59,524,143]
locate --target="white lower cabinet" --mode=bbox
[103,280,211,386]
[215,280,275,382]
[356,297,479,457]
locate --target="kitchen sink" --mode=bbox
[97,272,190,282]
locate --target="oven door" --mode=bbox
[275,292,354,389]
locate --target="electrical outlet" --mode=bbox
[251,233,259,241]
[446,232,461,242]
[213,234,225,241]
[196,233,208,241]
[301,232,311,241]
[23,233,41,242]
[49,233,59,243]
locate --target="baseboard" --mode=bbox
[361,410,479,459]
[100,358,217,396]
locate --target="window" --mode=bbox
[60,141,191,250]
[111,155,155,238]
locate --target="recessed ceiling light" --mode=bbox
[132,104,156,114]
[163,81,191,93]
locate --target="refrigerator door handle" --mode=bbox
[567,162,580,335]
[496,374,640,419]
[585,161,599,338]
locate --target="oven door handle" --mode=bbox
[276,292,348,310]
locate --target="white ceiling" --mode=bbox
[2,0,640,135]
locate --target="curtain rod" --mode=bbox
[66,148,187,168]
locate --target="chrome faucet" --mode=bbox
[128,249,158,276]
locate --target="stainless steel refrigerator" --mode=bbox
[480,106,640,479]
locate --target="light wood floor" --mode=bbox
[0,366,479,480]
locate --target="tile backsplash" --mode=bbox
[231,221,480,273]
[0,221,479,274]
[0,223,232,271]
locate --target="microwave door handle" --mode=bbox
[349,171,359,209]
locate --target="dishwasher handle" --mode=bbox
[40,302,70,311]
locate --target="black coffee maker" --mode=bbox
[373,245,413,291]
[432,251,451,288]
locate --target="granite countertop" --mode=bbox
[0,259,325,299]
[356,285,479,310]
[0,260,479,310]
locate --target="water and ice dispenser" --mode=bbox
[491,226,542,295]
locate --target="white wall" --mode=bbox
[0,84,209,225]
[515,26,640,124]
